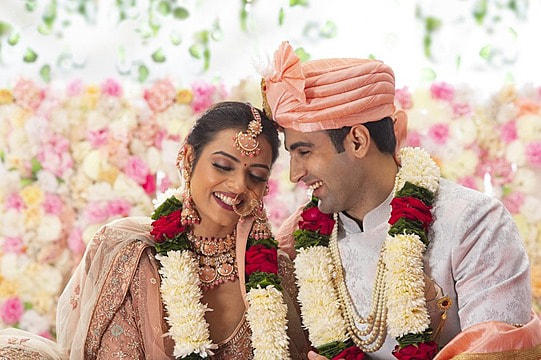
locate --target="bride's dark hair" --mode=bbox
[187,101,280,167]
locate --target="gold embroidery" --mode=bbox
[0,347,43,360]
[450,343,541,360]
[83,227,147,359]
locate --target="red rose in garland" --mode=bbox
[245,244,278,275]
[392,341,439,360]
[299,207,335,235]
[150,209,185,243]
[332,345,365,360]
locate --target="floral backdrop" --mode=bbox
[0,77,540,338]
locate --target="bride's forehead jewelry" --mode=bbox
[233,103,262,157]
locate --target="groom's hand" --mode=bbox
[308,350,332,360]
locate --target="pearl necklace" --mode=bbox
[329,213,388,352]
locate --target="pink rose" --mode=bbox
[405,130,422,147]
[500,120,517,144]
[13,78,44,110]
[66,79,83,96]
[5,193,25,211]
[84,202,109,224]
[124,156,150,185]
[428,123,449,145]
[106,199,132,216]
[395,87,413,110]
[525,141,541,167]
[87,128,109,148]
[452,102,472,117]
[43,193,64,215]
[68,227,86,255]
[101,78,123,97]
[143,79,176,112]
[158,175,172,193]
[430,82,454,102]
[2,236,25,254]
[0,297,24,325]
[503,192,525,215]
[37,133,74,177]
[142,174,157,195]
[457,176,478,190]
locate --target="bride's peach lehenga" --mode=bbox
[0,216,310,359]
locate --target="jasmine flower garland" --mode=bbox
[293,147,441,360]
[150,190,290,359]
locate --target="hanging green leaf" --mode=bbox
[37,23,53,35]
[8,32,20,45]
[240,6,248,31]
[170,31,181,45]
[319,20,337,38]
[294,47,310,62]
[211,21,223,41]
[189,44,202,59]
[278,7,285,25]
[420,68,437,81]
[456,55,462,69]
[42,0,58,29]
[290,0,308,7]
[157,1,171,15]
[479,44,492,60]
[173,7,189,19]
[367,54,376,60]
[23,48,38,62]
[25,0,37,12]
[40,64,51,82]
[138,64,149,82]
[31,158,43,176]
[151,48,166,62]
[423,34,432,57]
[203,47,211,70]
[509,27,518,39]
[473,0,488,25]
[425,17,441,32]
[0,22,11,36]
[195,30,209,44]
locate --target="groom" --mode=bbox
[262,41,539,359]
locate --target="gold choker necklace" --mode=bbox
[187,231,238,290]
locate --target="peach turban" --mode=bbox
[262,41,407,151]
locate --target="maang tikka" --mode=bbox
[233,103,263,158]
[177,146,200,226]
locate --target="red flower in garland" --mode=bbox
[332,345,365,360]
[299,207,335,235]
[245,244,278,275]
[389,197,433,231]
[150,209,185,243]
[392,341,439,360]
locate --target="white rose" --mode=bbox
[1,209,26,237]
[505,140,526,167]
[522,196,541,223]
[146,146,162,173]
[113,174,148,203]
[33,265,64,295]
[511,168,537,193]
[516,114,541,142]
[0,253,29,280]
[36,215,63,243]
[86,110,110,130]
[36,170,59,193]
[82,149,107,180]
[86,181,114,202]
[450,117,477,146]
[18,310,51,334]
[82,224,101,245]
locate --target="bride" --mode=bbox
[0,101,310,359]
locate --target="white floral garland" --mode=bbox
[154,190,291,360]
[385,147,440,336]
[294,147,440,351]
[294,247,349,347]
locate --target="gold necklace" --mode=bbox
[329,213,388,352]
[187,230,238,290]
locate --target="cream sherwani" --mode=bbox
[278,178,531,359]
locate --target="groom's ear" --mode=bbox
[345,125,370,159]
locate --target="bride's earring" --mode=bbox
[250,199,272,240]
[179,150,200,226]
